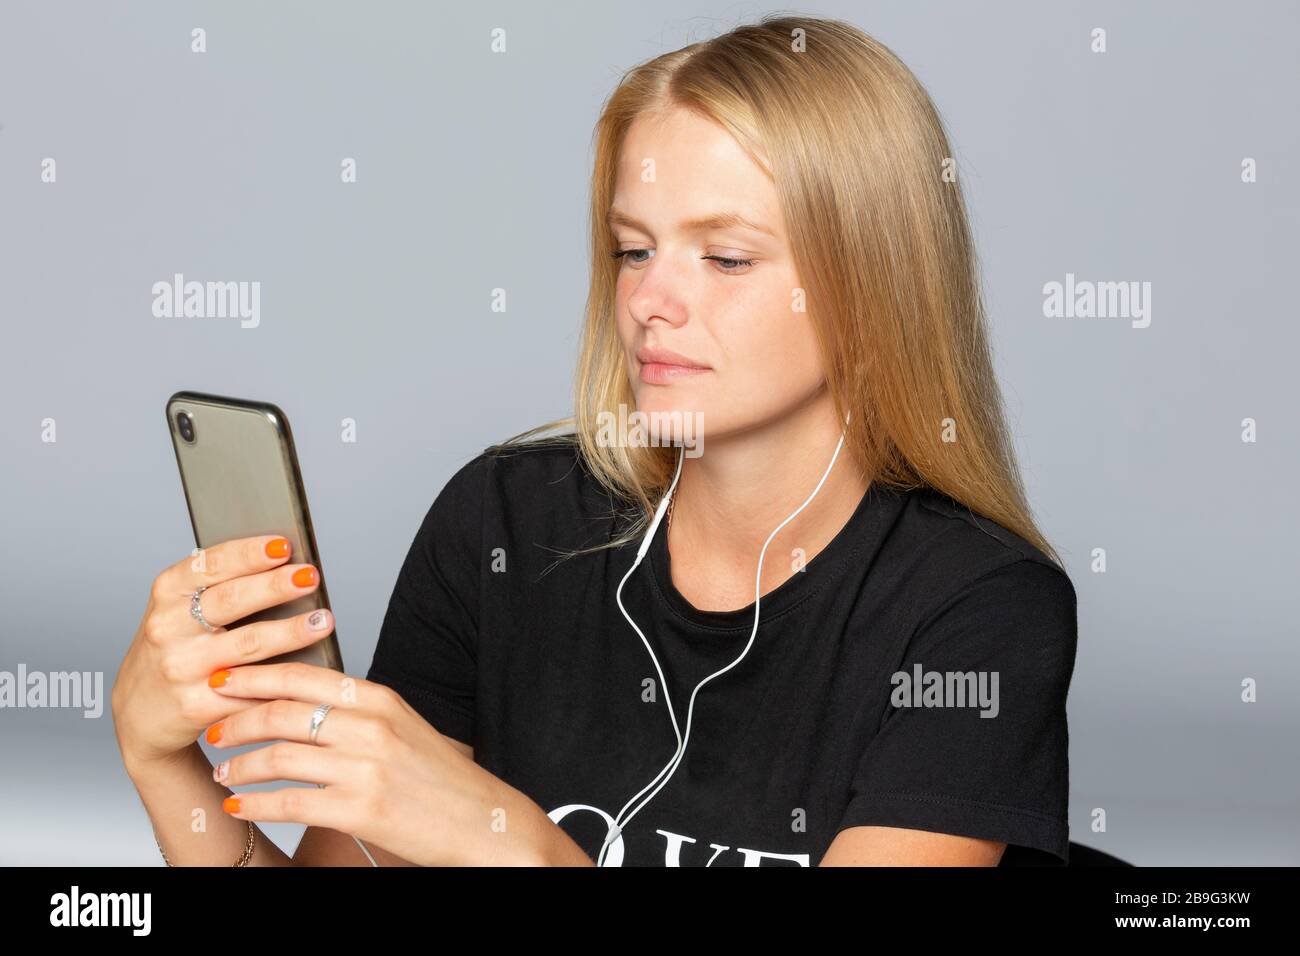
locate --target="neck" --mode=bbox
[667,390,868,586]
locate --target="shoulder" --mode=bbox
[478,435,588,485]
[434,435,620,551]
[435,435,589,500]
[904,485,1061,568]
[885,485,1077,641]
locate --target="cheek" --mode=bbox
[713,276,821,384]
[614,280,637,345]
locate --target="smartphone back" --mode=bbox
[165,391,343,671]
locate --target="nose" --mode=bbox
[624,253,689,330]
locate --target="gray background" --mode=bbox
[1,0,1296,865]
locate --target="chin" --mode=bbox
[626,391,711,445]
[633,391,705,417]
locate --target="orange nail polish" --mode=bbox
[206,722,224,744]
[209,669,231,687]
[265,537,290,559]
[292,566,318,588]
[223,796,242,814]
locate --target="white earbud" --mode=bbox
[604,410,851,866]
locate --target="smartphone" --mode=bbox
[165,390,344,671]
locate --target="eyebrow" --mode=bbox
[606,207,776,239]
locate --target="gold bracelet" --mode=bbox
[156,818,256,867]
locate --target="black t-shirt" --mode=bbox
[365,438,1079,866]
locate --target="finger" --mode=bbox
[213,741,354,788]
[199,607,335,673]
[221,782,360,832]
[192,696,279,743]
[208,661,387,711]
[157,534,295,598]
[180,562,320,631]
[205,696,371,749]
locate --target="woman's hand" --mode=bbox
[111,534,333,772]
[204,662,570,866]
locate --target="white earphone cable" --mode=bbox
[354,835,379,866]
[601,411,851,866]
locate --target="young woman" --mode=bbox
[113,15,1077,867]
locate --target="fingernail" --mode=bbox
[292,566,318,588]
[206,722,224,744]
[209,669,232,687]
[213,760,229,783]
[307,609,331,631]
[223,796,241,814]
[265,537,291,559]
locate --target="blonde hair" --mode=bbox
[489,13,1062,569]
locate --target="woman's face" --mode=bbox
[611,105,826,445]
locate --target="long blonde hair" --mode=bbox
[489,13,1062,569]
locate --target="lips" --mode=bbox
[636,346,710,369]
[636,346,712,386]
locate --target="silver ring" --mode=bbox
[190,585,218,632]
[309,703,332,745]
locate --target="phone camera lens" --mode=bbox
[177,411,195,443]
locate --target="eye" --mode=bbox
[609,248,757,273]
[702,254,756,273]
